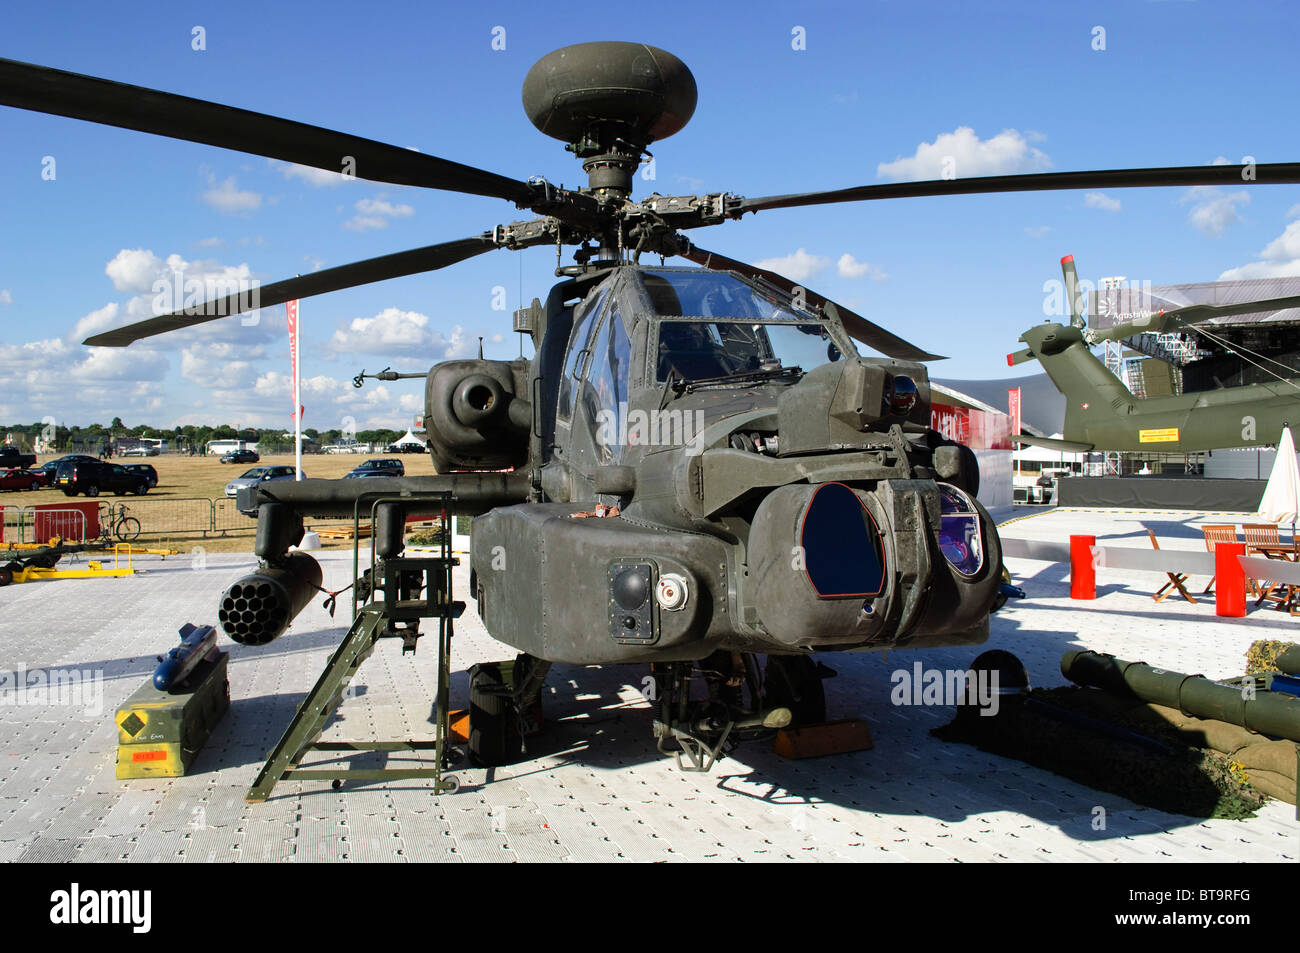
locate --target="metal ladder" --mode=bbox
[246,501,464,802]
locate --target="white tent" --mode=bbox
[391,430,426,448]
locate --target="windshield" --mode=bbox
[239,468,267,479]
[642,270,815,321]
[656,319,844,383]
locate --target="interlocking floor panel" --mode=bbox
[0,510,1296,863]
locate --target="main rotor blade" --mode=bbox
[736,162,1300,215]
[1090,294,1300,343]
[0,58,536,204]
[84,235,499,347]
[676,240,944,361]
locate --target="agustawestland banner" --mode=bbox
[931,402,1014,451]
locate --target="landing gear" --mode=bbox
[764,655,829,726]
[651,652,794,772]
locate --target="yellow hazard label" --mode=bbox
[1139,427,1180,443]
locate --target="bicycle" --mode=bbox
[100,502,141,543]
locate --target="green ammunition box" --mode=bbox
[115,651,230,779]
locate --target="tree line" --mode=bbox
[1,418,412,454]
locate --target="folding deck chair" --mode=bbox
[1199,524,1240,595]
[1241,523,1296,611]
[1146,529,1195,604]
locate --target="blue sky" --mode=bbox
[2,0,1299,431]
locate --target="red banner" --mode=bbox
[931,402,1013,450]
[286,299,299,392]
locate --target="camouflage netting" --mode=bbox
[933,686,1296,819]
[1245,640,1300,676]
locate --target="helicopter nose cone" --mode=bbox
[522,41,697,146]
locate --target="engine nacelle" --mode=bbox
[423,358,531,472]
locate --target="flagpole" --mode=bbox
[288,298,302,481]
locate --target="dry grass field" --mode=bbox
[2,452,441,553]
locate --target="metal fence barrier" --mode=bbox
[0,507,90,545]
[5,497,368,545]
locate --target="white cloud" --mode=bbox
[273,160,356,188]
[180,340,267,389]
[0,289,11,305]
[344,195,415,231]
[196,369,420,431]
[105,248,164,293]
[1218,220,1300,280]
[91,248,276,348]
[877,127,1051,181]
[752,249,829,282]
[1287,203,1300,220]
[70,347,168,383]
[200,171,262,215]
[1084,192,1121,212]
[196,236,225,248]
[1180,187,1250,237]
[69,302,121,343]
[0,332,169,421]
[1024,225,1052,239]
[327,307,469,357]
[836,253,887,280]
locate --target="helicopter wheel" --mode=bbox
[467,662,522,767]
[764,655,827,726]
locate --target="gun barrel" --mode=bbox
[236,473,531,518]
[1061,649,1300,743]
[218,552,323,646]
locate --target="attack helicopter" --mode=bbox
[5,41,1300,770]
[1011,255,1300,453]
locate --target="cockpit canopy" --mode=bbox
[640,270,853,383]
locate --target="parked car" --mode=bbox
[55,459,149,496]
[225,466,302,497]
[220,449,259,464]
[0,468,45,492]
[122,446,160,457]
[30,456,93,487]
[344,458,405,479]
[0,447,36,469]
[124,463,159,488]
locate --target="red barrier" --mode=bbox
[32,501,100,543]
[1215,542,1247,618]
[1070,534,1097,599]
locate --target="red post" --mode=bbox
[1215,542,1247,618]
[1070,535,1096,600]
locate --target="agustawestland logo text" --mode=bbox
[49,884,151,933]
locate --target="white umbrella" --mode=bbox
[1258,425,1300,538]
